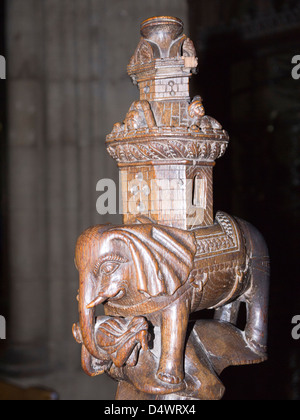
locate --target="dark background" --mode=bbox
[188,0,300,400]
[0,0,7,329]
[0,0,299,400]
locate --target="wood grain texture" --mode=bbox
[73,16,269,400]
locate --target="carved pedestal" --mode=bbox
[73,16,270,400]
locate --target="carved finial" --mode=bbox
[140,16,184,58]
[128,16,198,95]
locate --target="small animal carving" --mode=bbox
[111,100,156,135]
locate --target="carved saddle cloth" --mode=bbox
[193,211,242,262]
[189,211,247,309]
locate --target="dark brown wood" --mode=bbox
[72,16,270,400]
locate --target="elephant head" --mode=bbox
[75,221,197,360]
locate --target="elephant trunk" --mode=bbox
[79,273,102,360]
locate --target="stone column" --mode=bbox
[4,0,48,375]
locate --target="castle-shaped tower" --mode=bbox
[106,16,229,230]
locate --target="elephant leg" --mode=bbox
[214,301,241,324]
[237,218,270,356]
[156,298,190,387]
[243,255,269,355]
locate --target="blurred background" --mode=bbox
[0,0,299,400]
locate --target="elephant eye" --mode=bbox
[100,261,120,275]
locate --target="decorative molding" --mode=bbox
[107,136,228,163]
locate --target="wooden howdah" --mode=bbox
[72,16,270,400]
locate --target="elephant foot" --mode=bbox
[245,335,267,359]
[157,368,184,385]
[118,350,186,395]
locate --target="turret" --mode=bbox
[106,16,229,230]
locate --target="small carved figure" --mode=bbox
[182,38,198,71]
[182,38,197,58]
[189,96,222,132]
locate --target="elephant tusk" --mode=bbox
[86,295,107,309]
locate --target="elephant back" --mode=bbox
[189,212,248,311]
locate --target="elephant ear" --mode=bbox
[112,224,196,297]
[149,225,197,295]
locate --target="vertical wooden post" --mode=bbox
[74,16,269,401]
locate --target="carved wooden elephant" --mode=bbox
[74,211,269,388]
